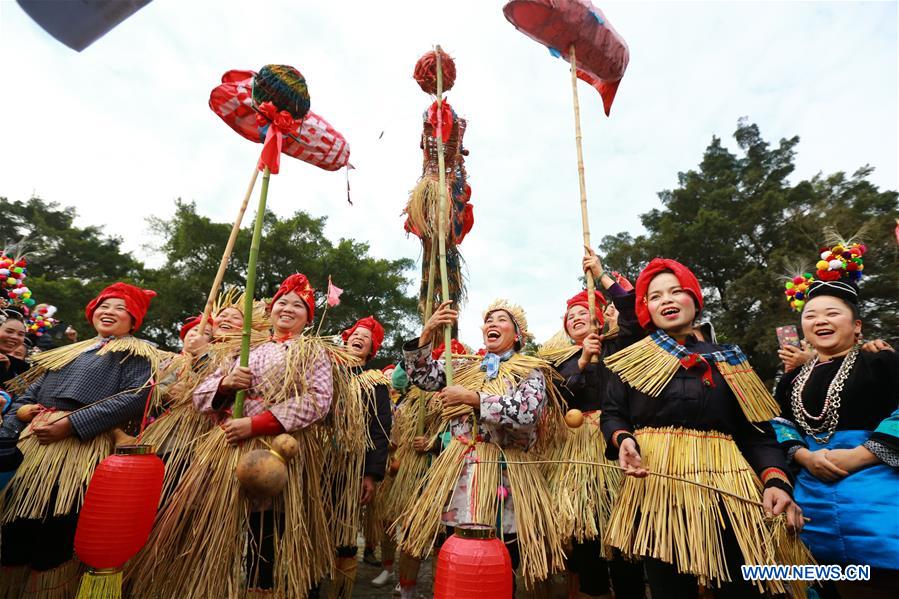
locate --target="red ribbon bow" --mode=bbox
[427,99,454,144]
[255,101,302,174]
[679,353,715,387]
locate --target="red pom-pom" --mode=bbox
[792,276,804,285]
[413,49,456,95]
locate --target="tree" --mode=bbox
[142,200,419,363]
[599,119,898,382]
[0,196,146,343]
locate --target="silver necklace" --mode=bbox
[790,345,859,444]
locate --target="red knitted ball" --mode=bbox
[413,49,456,94]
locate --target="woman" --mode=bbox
[130,274,343,598]
[316,315,392,599]
[0,311,31,386]
[396,299,565,597]
[772,257,899,599]
[542,253,645,599]
[601,258,807,599]
[0,282,162,598]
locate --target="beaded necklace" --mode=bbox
[790,345,859,444]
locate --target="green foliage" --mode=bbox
[0,197,146,342]
[141,200,418,363]
[599,119,898,382]
[1,197,419,364]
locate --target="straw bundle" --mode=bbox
[545,411,621,543]
[603,426,809,596]
[0,428,112,522]
[126,427,330,598]
[0,565,30,598]
[382,390,440,523]
[503,448,567,587]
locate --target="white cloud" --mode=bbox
[0,0,895,349]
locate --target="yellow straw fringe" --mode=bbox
[545,412,621,543]
[8,336,172,395]
[394,438,469,560]
[604,337,780,422]
[603,426,810,597]
[126,427,330,598]
[603,337,682,397]
[503,448,566,588]
[1,433,112,522]
[404,178,451,241]
[382,391,440,523]
[75,570,123,599]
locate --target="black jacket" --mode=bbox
[363,374,392,481]
[601,335,792,493]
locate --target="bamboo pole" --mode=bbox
[569,44,600,357]
[417,236,438,436]
[234,166,271,418]
[197,167,260,335]
[434,46,454,387]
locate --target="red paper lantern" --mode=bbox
[434,524,513,599]
[74,445,163,594]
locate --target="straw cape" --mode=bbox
[126,334,361,598]
[604,426,813,597]
[381,387,441,524]
[395,351,566,587]
[1,336,171,524]
[604,330,780,422]
[137,294,272,500]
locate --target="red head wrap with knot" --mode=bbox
[271,273,315,322]
[563,290,607,333]
[179,314,214,341]
[342,316,385,359]
[85,282,156,332]
[634,258,703,330]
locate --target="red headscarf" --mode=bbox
[85,282,157,332]
[563,290,607,333]
[271,273,316,322]
[432,339,467,360]
[634,258,703,330]
[342,315,385,359]
[179,314,214,340]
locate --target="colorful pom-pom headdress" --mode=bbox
[783,231,866,311]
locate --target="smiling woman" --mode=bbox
[0,282,167,599]
[601,258,812,598]
[396,299,566,594]
[129,273,365,598]
[772,248,899,596]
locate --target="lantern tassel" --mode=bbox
[76,569,122,599]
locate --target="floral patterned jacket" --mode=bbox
[403,339,546,451]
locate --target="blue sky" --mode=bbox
[0,0,896,346]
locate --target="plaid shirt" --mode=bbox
[193,338,333,432]
[1,344,151,441]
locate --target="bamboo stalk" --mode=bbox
[234,166,271,418]
[434,45,454,387]
[198,166,260,335]
[417,238,439,436]
[569,44,600,359]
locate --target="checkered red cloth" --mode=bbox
[209,70,350,172]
